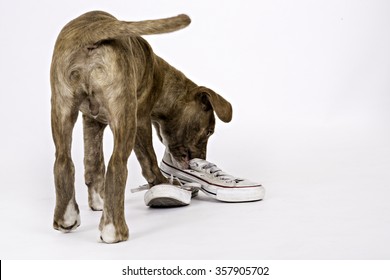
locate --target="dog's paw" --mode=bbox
[100,222,129,243]
[89,190,104,211]
[53,200,81,232]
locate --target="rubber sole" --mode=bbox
[144,185,191,207]
[201,185,265,202]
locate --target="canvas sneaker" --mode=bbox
[160,158,265,202]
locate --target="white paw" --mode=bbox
[58,200,80,232]
[100,223,116,243]
[90,190,104,211]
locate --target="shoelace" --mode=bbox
[130,175,201,193]
[189,159,244,184]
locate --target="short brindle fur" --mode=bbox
[50,11,232,243]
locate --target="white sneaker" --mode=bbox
[160,158,265,202]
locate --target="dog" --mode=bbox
[50,11,232,243]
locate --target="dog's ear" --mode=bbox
[194,86,233,123]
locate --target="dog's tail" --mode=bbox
[119,14,191,36]
[58,11,191,48]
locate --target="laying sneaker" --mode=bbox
[131,181,199,208]
[160,158,265,202]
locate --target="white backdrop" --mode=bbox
[0,0,389,259]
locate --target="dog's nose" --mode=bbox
[181,150,191,163]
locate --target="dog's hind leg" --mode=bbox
[51,91,81,233]
[83,115,107,211]
[98,88,137,243]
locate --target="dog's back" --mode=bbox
[51,11,190,97]
[53,11,190,52]
[50,11,190,121]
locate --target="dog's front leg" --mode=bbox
[134,118,168,186]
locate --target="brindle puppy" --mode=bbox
[50,11,232,243]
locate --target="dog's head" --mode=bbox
[153,86,232,169]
